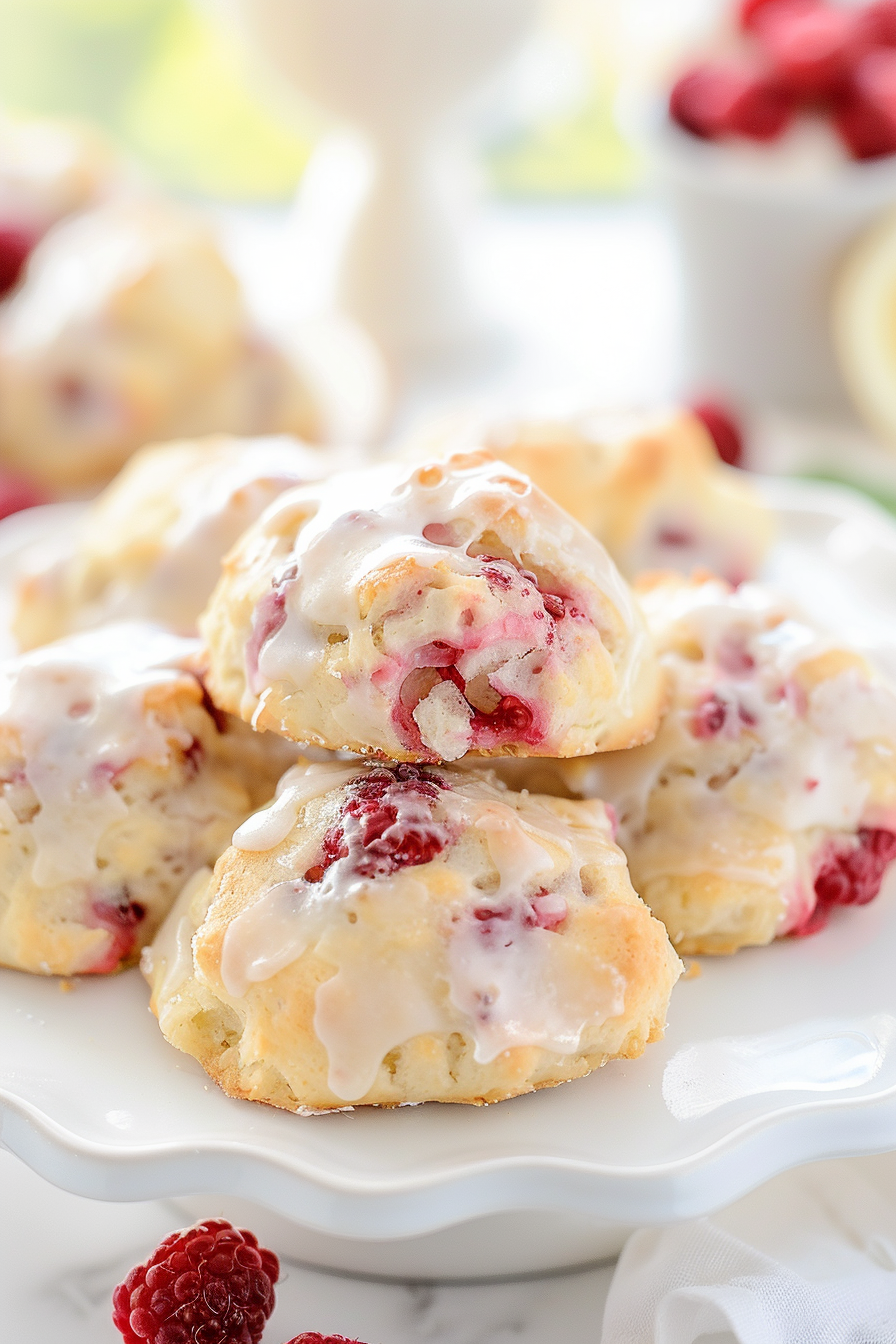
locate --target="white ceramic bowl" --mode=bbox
[655,118,896,421]
[4,478,896,1279]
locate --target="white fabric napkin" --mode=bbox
[601,1153,896,1344]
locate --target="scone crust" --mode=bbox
[0,624,293,977]
[200,453,664,762]
[13,433,333,649]
[0,201,321,491]
[584,573,896,953]
[402,406,773,585]
[145,763,682,1110]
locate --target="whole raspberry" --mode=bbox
[0,224,34,297]
[112,1219,279,1344]
[669,63,794,143]
[283,1336,367,1343]
[835,48,896,160]
[756,4,866,100]
[690,399,745,467]
[738,0,819,35]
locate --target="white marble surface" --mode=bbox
[0,1148,614,1342]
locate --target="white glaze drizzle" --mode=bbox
[594,578,896,894]
[218,765,627,1100]
[141,439,322,633]
[232,760,363,852]
[249,457,643,751]
[0,623,198,886]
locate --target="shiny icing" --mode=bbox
[595,578,896,931]
[0,623,199,886]
[245,457,645,759]
[124,438,320,633]
[220,762,627,1101]
[141,867,214,1008]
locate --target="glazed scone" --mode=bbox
[143,759,682,1110]
[404,406,772,585]
[583,573,896,954]
[0,622,293,978]
[13,434,338,649]
[200,453,664,763]
[0,198,321,491]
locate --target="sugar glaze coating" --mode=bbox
[14,434,335,649]
[0,622,289,976]
[586,574,896,952]
[200,453,663,762]
[145,760,681,1109]
[402,406,773,586]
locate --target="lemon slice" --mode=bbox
[833,208,896,444]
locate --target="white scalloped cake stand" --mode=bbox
[4,477,896,1279]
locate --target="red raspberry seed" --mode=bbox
[112,1220,279,1344]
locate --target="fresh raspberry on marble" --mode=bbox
[283,1336,368,1343]
[112,1219,279,1344]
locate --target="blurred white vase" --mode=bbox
[655,118,896,423]
[236,0,539,370]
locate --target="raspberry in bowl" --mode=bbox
[657,0,896,421]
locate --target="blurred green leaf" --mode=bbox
[797,469,896,517]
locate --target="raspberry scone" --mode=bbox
[143,759,682,1109]
[0,622,292,977]
[13,434,337,649]
[200,453,663,762]
[406,406,772,586]
[0,199,321,491]
[586,573,896,954]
